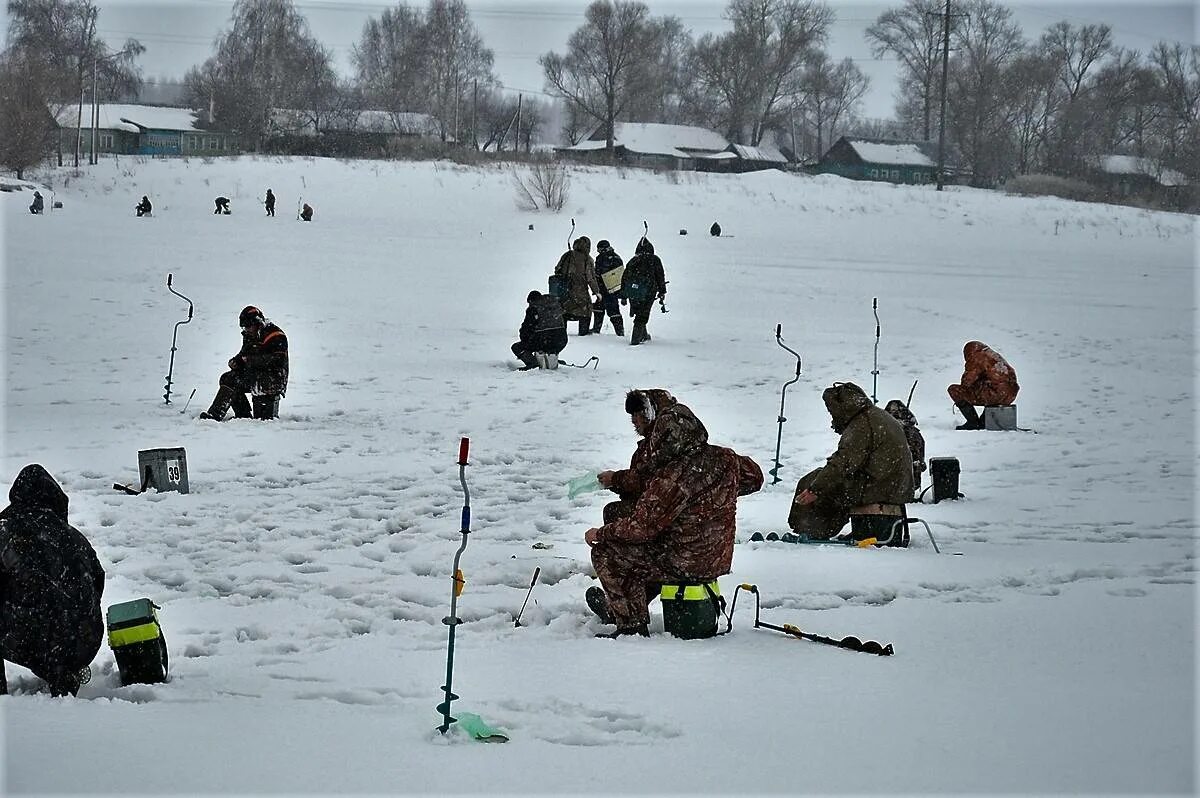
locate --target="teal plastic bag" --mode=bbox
[567,472,602,499]
[457,712,509,743]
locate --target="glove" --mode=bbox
[620,297,628,306]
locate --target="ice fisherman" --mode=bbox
[553,236,600,336]
[585,389,763,638]
[28,191,43,214]
[947,341,1019,430]
[135,196,152,217]
[214,196,231,214]
[590,240,626,336]
[0,464,105,696]
[511,290,568,370]
[621,237,667,346]
[199,305,289,421]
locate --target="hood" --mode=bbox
[964,340,987,359]
[822,382,871,433]
[626,388,675,420]
[8,464,68,520]
[573,236,591,254]
[635,238,654,255]
[884,399,918,427]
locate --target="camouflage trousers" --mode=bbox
[591,500,674,628]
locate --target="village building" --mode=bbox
[53,103,235,157]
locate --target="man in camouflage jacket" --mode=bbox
[788,382,913,539]
[587,389,764,636]
[553,236,600,336]
[948,340,1019,430]
[200,305,289,421]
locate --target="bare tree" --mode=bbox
[865,0,947,140]
[794,50,868,155]
[1148,42,1200,178]
[423,0,495,142]
[691,0,833,145]
[624,15,693,124]
[1039,21,1113,174]
[946,0,1025,184]
[352,5,429,121]
[0,49,56,177]
[183,0,332,145]
[6,0,143,165]
[540,0,654,151]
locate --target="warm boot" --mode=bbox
[231,391,252,419]
[200,386,236,421]
[586,586,613,624]
[611,315,625,336]
[252,395,280,420]
[954,401,982,430]
[630,322,647,345]
[578,318,592,336]
[591,310,605,334]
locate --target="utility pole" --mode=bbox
[935,0,952,191]
[515,93,523,153]
[90,59,98,165]
[472,79,478,150]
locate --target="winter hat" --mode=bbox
[527,290,541,302]
[635,237,654,255]
[624,390,656,423]
[597,240,611,251]
[239,305,265,328]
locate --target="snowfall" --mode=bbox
[0,153,1195,796]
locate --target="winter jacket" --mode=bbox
[136,197,152,215]
[884,400,926,485]
[597,410,763,580]
[807,382,913,508]
[232,321,289,397]
[621,239,666,304]
[265,190,275,210]
[594,249,625,298]
[950,341,1019,406]
[519,294,568,355]
[0,465,105,690]
[553,237,599,320]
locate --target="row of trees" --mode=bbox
[3,0,1195,189]
[867,0,1198,186]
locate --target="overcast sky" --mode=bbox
[4,0,1195,120]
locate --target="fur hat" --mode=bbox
[624,390,656,422]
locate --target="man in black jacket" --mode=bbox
[0,464,105,696]
[200,306,290,420]
[590,240,626,336]
[621,238,667,346]
[512,291,568,370]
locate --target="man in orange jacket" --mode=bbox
[947,341,1019,430]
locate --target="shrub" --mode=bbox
[1004,174,1098,203]
[512,160,570,212]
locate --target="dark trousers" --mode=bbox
[207,370,279,420]
[590,500,671,628]
[512,330,567,368]
[629,300,654,344]
[266,204,275,217]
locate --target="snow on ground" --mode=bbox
[1,155,1196,795]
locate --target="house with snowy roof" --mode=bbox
[1093,154,1190,208]
[557,122,729,170]
[696,142,790,173]
[816,136,961,185]
[53,103,236,157]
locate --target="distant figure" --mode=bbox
[621,237,667,346]
[264,189,275,217]
[0,464,105,697]
[948,341,1019,430]
[199,306,289,421]
[214,196,231,215]
[135,196,152,217]
[710,222,721,237]
[511,290,568,370]
[29,191,44,215]
[300,203,313,222]
[884,399,926,492]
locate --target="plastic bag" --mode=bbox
[567,472,603,499]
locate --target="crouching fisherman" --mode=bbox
[584,389,763,638]
[512,290,567,370]
[0,465,105,696]
[200,305,289,420]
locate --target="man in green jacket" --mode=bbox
[788,382,913,539]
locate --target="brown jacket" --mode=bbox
[951,341,1018,406]
[806,382,913,508]
[598,389,764,579]
[554,237,600,320]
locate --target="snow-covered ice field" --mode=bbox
[1,155,1195,794]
